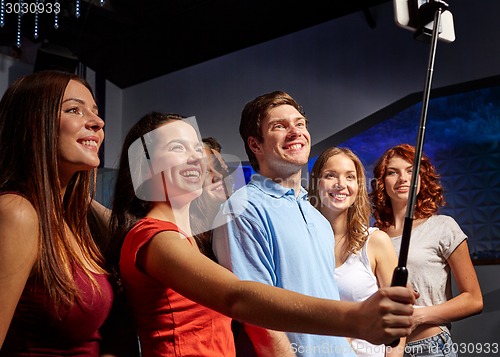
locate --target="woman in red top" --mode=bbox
[108,112,416,357]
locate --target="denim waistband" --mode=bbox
[406,331,449,346]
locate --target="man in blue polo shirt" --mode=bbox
[213,91,356,356]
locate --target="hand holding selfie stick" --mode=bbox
[388,0,449,347]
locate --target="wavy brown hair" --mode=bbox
[308,147,370,254]
[369,144,445,230]
[0,71,105,310]
[190,139,227,261]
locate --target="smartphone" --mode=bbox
[394,0,455,43]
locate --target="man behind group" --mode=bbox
[213,91,400,356]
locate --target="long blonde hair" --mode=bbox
[308,147,370,253]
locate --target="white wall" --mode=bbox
[108,0,500,169]
[0,55,33,93]
[104,79,124,168]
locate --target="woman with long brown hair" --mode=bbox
[0,71,113,355]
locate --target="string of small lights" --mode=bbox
[0,0,106,48]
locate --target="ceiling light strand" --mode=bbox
[54,0,59,30]
[33,0,39,39]
[0,0,106,48]
[16,1,21,48]
[0,0,4,27]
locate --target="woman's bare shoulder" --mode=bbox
[368,228,396,254]
[0,193,39,236]
[369,228,391,244]
[0,194,39,273]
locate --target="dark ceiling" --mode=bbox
[1,0,390,89]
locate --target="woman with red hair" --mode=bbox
[370,144,483,357]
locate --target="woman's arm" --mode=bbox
[368,229,406,357]
[91,199,112,226]
[370,229,398,288]
[140,230,415,346]
[412,240,483,328]
[243,327,295,357]
[0,194,39,348]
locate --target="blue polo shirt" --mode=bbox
[212,174,354,356]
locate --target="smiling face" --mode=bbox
[147,120,206,206]
[317,153,359,216]
[58,79,104,182]
[202,147,229,204]
[249,104,310,179]
[383,155,421,205]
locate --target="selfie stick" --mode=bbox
[388,1,448,347]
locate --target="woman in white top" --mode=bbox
[309,147,403,357]
[370,144,483,357]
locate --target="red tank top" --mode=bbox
[120,217,235,357]
[1,267,113,356]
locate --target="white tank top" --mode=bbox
[334,228,385,357]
